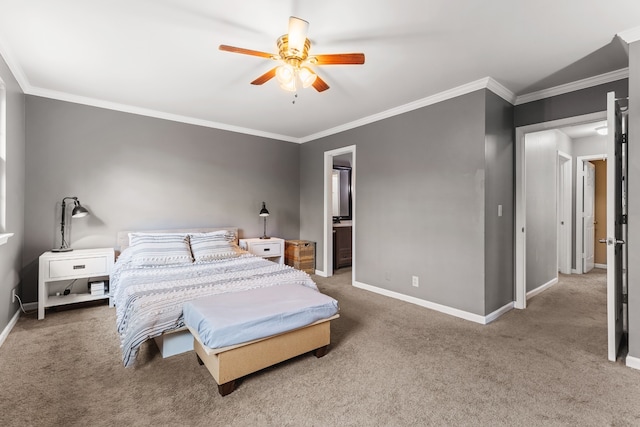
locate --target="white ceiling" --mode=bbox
[0,0,638,142]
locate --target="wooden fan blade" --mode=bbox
[219,44,275,59]
[251,67,278,85]
[311,53,365,65]
[312,75,330,92]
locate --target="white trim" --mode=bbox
[595,263,607,270]
[0,39,28,92]
[515,69,629,106]
[626,355,640,370]
[486,78,517,105]
[301,77,514,143]
[0,309,20,348]
[526,277,558,299]
[576,153,607,274]
[618,26,640,44]
[353,281,513,325]
[28,87,300,143]
[557,151,572,275]
[515,125,527,309]
[515,111,607,309]
[314,269,328,277]
[485,302,515,324]
[0,44,516,145]
[323,145,356,282]
[0,233,13,246]
[571,268,580,274]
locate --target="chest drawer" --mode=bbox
[48,256,109,279]
[250,242,282,257]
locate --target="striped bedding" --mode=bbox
[110,248,317,367]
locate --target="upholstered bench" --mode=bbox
[184,283,339,396]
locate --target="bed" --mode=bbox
[111,227,339,374]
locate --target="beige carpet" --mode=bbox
[2,268,640,426]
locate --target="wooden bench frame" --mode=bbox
[189,314,339,396]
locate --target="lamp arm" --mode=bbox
[59,197,78,250]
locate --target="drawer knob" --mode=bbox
[73,264,86,270]
[263,248,270,252]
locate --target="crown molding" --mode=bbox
[27,86,299,143]
[486,77,517,105]
[0,39,29,92]
[299,77,515,143]
[514,68,629,105]
[617,26,640,44]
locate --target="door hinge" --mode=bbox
[621,214,628,225]
[623,294,628,304]
[622,134,628,144]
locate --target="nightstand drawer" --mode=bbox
[49,256,109,279]
[250,242,282,257]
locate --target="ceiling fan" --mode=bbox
[219,16,365,93]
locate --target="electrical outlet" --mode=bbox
[412,276,419,287]
[11,288,16,303]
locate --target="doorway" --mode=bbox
[576,155,607,274]
[515,111,607,309]
[323,145,355,280]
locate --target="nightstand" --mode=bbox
[239,237,284,265]
[38,248,115,320]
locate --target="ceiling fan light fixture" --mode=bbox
[287,16,309,55]
[276,64,295,85]
[298,67,317,88]
[596,126,608,135]
[280,79,297,92]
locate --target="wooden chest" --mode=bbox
[285,240,315,274]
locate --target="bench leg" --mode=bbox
[314,345,329,358]
[218,380,236,396]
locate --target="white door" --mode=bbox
[558,153,572,274]
[583,161,595,273]
[606,91,626,362]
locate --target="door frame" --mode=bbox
[576,155,606,274]
[323,145,356,280]
[558,151,572,275]
[515,111,606,309]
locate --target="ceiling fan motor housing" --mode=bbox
[277,35,311,67]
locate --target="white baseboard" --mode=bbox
[595,263,607,270]
[527,277,558,299]
[626,355,640,370]
[315,269,328,277]
[571,269,580,274]
[0,309,20,348]
[485,301,515,323]
[352,281,513,325]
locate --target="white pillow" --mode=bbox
[128,233,193,266]
[189,232,240,262]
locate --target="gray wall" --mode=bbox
[22,97,301,303]
[515,79,629,128]
[301,89,513,316]
[484,91,514,313]
[627,41,640,359]
[524,130,558,291]
[0,54,26,334]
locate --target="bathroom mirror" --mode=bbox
[332,166,352,220]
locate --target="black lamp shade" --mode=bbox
[259,202,269,217]
[72,202,89,218]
